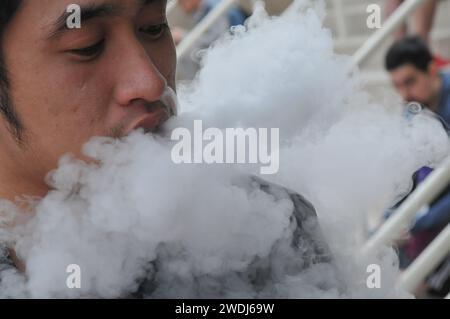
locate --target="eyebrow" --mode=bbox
[47,0,160,40]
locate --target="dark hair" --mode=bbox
[385,36,433,72]
[0,0,24,143]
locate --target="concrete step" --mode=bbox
[334,29,450,72]
[168,0,294,29]
[324,0,450,39]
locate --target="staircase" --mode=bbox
[168,0,450,96]
[323,0,450,98]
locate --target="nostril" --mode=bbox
[160,86,179,116]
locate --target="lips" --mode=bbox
[127,107,170,135]
[123,87,179,135]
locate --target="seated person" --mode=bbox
[385,41,450,295]
[385,36,450,126]
[383,49,450,294]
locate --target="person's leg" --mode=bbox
[412,0,438,45]
[385,0,407,40]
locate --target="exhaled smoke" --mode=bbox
[0,1,448,298]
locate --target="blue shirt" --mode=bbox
[198,0,247,27]
[412,193,450,232]
[437,71,450,125]
[411,72,450,231]
[411,166,450,233]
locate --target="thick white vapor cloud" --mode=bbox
[0,0,448,298]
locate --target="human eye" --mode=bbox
[69,38,106,60]
[140,22,169,40]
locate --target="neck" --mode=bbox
[0,159,48,274]
[0,157,49,205]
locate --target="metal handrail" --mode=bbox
[397,223,450,292]
[176,0,238,61]
[362,156,450,256]
[352,0,450,296]
[351,0,425,67]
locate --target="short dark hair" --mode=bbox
[385,36,433,72]
[0,0,24,143]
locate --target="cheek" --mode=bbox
[415,80,431,98]
[13,61,112,141]
[144,38,177,84]
[48,64,109,114]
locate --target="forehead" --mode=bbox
[2,0,167,49]
[391,64,424,79]
[14,0,165,30]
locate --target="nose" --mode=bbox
[113,40,167,107]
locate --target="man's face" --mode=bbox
[389,64,435,105]
[1,0,176,192]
